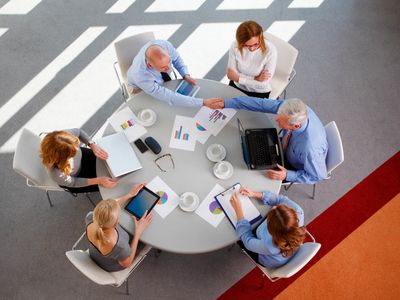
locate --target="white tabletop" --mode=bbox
[97,79,281,254]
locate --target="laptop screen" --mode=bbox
[237,118,251,168]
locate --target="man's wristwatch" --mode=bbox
[87,140,95,147]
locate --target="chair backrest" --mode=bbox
[66,250,117,286]
[264,32,298,83]
[12,128,59,188]
[114,32,155,82]
[325,121,344,174]
[269,242,321,279]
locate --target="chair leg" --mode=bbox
[260,273,265,289]
[283,89,287,99]
[283,182,293,191]
[85,193,96,207]
[46,190,54,207]
[125,279,129,295]
[311,184,316,199]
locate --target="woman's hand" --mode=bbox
[90,144,108,160]
[128,183,145,197]
[133,211,153,237]
[255,69,270,82]
[230,193,244,219]
[98,177,118,188]
[227,68,239,82]
[240,187,263,200]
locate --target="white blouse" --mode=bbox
[227,39,277,93]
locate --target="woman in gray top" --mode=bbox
[86,183,152,272]
[40,128,118,193]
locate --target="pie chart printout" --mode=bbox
[157,191,168,205]
[209,200,222,215]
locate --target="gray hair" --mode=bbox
[277,98,308,125]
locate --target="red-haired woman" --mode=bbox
[227,20,277,98]
[230,187,305,267]
[40,129,118,193]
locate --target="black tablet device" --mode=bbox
[124,186,160,218]
[175,80,200,97]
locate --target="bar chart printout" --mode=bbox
[194,107,237,136]
[169,115,196,151]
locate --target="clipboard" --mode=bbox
[214,183,262,229]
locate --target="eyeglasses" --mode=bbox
[244,37,260,50]
[154,153,175,172]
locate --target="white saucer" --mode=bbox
[206,144,226,162]
[136,109,157,127]
[179,192,200,212]
[213,161,234,180]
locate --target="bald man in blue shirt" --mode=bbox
[224,97,328,184]
[127,39,222,108]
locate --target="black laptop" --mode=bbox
[237,118,283,170]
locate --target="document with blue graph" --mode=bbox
[169,115,197,151]
[194,106,237,138]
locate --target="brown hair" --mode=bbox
[40,131,80,175]
[236,20,267,55]
[267,204,306,257]
[93,199,120,245]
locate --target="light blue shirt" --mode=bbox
[127,39,203,107]
[225,97,328,183]
[235,191,304,268]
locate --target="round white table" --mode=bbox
[97,79,281,254]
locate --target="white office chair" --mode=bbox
[12,128,66,207]
[240,229,321,286]
[113,32,155,100]
[264,32,299,99]
[283,121,344,199]
[66,231,152,295]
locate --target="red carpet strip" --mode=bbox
[218,151,400,300]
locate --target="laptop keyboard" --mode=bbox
[250,134,272,166]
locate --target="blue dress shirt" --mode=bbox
[236,191,304,268]
[225,97,328,183]
[127,40,203,107]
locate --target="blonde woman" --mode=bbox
[40,128,118,193]
[85,183,152,271]
[227,20,277,98]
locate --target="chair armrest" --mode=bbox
[72,231,87,250]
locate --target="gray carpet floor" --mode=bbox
[1,0,399,299]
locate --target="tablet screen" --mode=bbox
[124,186,160,218]
[175,80,200,97]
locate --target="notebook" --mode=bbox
[96,132,142,178]
[237,118,283,170]
[214,183,262,229]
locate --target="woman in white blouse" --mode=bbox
[227,20,277,98]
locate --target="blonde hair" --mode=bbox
[93,199,120,245]
[40,131,80,175]
[236,20,267,55]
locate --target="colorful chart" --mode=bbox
[174,126,190,140]
[120,118,136,130]
[209,200,223,215]
[209,110,227,123]
[196,122,207,131]
[157,191,168,205]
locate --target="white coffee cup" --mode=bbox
[139,109,152,122]
[211,145,223,158]
[182,194,195,207]
[215,162,229,175]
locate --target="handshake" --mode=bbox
[203,98,225,109]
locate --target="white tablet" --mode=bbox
[175,80,200,97]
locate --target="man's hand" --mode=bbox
[90,144,108,160]
[128,183,145,198]
[230,193,244,219]
[203,98,224,109]
[266,164,287,180]
[255,69,270,82]
[227,68,239,82]
[183,74,197,85]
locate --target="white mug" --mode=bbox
[211,145,223,158]
[139,110,152,121]
[182,194,195,207]
[215,162,229,175]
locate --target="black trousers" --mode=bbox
[229,80,271,99]
[60,147,99,194]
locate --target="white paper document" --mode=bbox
[215,183,261,229]
[169,115,197,151]
[108,106,147,143]
[195,184,226,228]
[146,176,179,219]
[194,107,237,137]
